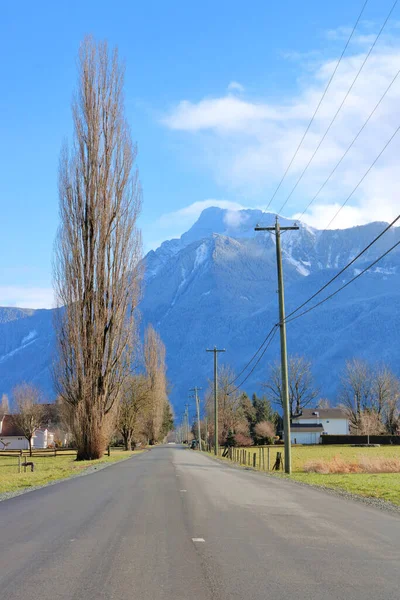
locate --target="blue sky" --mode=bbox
[1,0,399,308]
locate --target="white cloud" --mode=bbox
[161,30,400,229]
[162,96,280,132]
[157,199,247,231]
[0,287,55,309]
[223,209,249,229]
[227,81,245,93]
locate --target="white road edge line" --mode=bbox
[192,538,205,543]
[180,489,187,492]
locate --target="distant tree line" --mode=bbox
[195,355,400,448]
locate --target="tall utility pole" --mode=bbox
[184,403,189,443]
[190,387,202,451]
[255,216,299,474]
[206,347,225,455]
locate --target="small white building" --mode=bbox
[0,415,54,450]
[33,428,55,449]
[290,408,350,445]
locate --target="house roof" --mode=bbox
[0,415,24,437]
[291,423,324,432]
[292,408,348,420]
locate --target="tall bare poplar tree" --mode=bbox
[144,325,167,444]
[54,36,142,460]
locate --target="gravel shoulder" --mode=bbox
[202,451,400,516]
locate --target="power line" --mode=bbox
[277,0,398,217]
[324,123,400,230]
[285,213,400,321]
[227,325,277,386]
[259,0,369,218]
[228,326,278,395]
[285,237,400,324]
[296,65,400,223]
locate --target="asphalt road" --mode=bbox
[1,446,400,600]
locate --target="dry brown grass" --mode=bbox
[304,456,400,474]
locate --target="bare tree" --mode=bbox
[144,326,167,444]
[376,369,400,434]
[117,375,149,450]
[0,393,9,418]
[205,366,247,445]
[339,359,374,432]
[358,410,386,443]
[316,398,330,409]
[160,400,174,440]
[12,384,44,456]
[372,366,399,419]
[263,356,319,418]
[54,36,142,460]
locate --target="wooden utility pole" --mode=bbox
[190,387,203,451]
[184,403,189,443]
[255,216,299,474]
[206,347,225,455]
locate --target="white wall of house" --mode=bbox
[32,429,54,448]
[0,436,30,450]
[0,429,54,450]
[291,431,321,444]
[293,418,349,435]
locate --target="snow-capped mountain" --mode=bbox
[1,207,399,410]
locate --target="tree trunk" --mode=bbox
[123,434,132,451]
[29,438,32,457]
[75,431,104,460]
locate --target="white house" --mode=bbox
[33,428,55,448]
[290,408,350,445]
[0,415,54,450]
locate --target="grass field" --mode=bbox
[0,449,143,495]
[217,445,400,506]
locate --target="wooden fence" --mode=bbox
[0,446,122,473]
[217,446,284,471]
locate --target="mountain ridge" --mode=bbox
[1,207,399,409]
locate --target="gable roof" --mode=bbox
[292,408,348,420]
[0,414,25,437]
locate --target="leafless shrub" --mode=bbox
[234,433,253,447]
[254,420,275,444]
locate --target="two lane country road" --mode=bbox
[1,446,399,600]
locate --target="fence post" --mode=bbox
[268,447,270,471]
[247,452,250,466]
[259,448,261,470]
[18,452,21,474]
[253,453,256,468]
